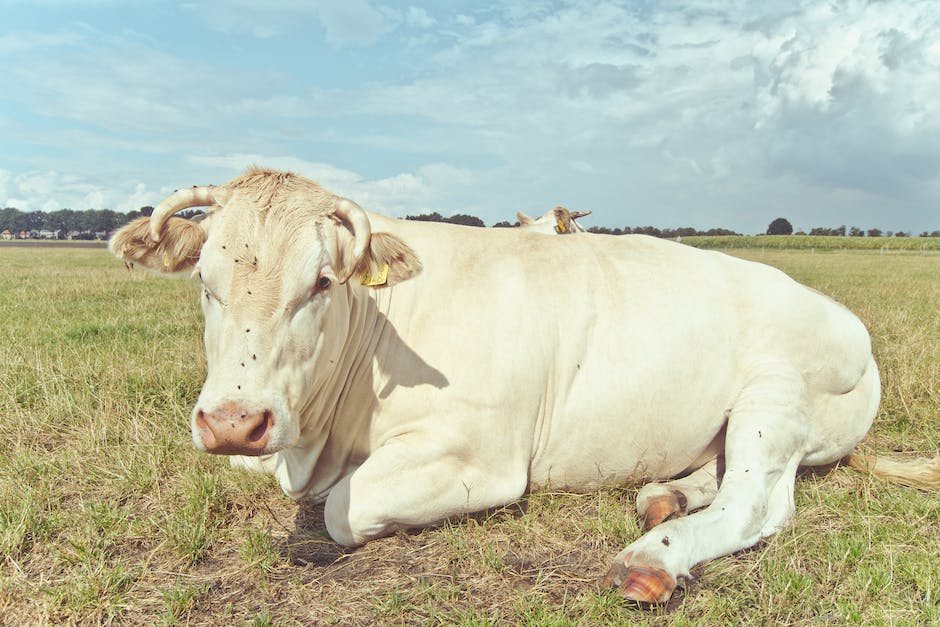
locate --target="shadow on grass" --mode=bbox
[279,500,351,567]
[279,496,534,573]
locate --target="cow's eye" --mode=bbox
[317,276,332,291]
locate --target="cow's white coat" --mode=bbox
[111,169,882,601]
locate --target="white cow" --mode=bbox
[516,206,591,234]
[110,168,939,604]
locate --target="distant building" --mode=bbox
[1,229,12,240]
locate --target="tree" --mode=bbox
[447,214,485,227]
[867,228,882,237]
[405,212,485,227]
[405,212,445,223]
[0,207,19,231]
[766,218,793,235]
[46,209,79,237]
[849,226,864,237]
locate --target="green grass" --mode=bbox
[681,233,940,251]
[0,246,937,624]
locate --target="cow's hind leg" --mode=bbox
[637,457,722,530]
[603,364,810,603]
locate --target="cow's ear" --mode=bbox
[516,211,534,226]
[109,217,206,274]
[552,206,573,234]
[354,232,422,289]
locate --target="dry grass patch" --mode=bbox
[0,246,937,624]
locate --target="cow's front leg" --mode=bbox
[603,365,811,603]
[323,437,527,547]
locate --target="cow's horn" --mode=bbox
[149,186,224,242]
[570,210,592,220]
[332,196,372,282]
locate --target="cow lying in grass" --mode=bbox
[110,168,940,604]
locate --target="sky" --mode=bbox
[1,0,939,235]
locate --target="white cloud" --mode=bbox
[0,170,11,207]
[316,0,398,45]
[405,6,435,29]
[181,0,399,45]
[0,169,160,212]
[0,26,280,135]
[2,1,940,233]
[182,153,476,216]
[0,29,86,55]
[179,0,314,39]
[741,2,940,197]
[348,0,940,229]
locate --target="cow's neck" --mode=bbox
[274,283,392,499]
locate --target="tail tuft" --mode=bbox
[845,453,940,491]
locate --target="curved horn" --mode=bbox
[332,196,372,282]
[149,186,221,242]
[570,210,592,220]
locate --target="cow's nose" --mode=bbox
[195,402,273,455]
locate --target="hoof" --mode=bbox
[642,491,686,530]
[601,558,676,604]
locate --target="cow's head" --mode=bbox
[110,168,421,456]
[517,206,591,234]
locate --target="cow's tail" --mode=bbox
[844,453,940,490]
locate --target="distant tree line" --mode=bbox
[405,212,486,227]
[766,217,939,238]
[0,207,131,238]
[1,206,937,240]
[409,212,739,236]
[585,226,741,237]
[0,206,207,239]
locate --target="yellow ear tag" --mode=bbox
[162,251,171,268]
[555,219,568,234]
[360,263,389,287]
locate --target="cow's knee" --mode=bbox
[323,477,356,546]
[324,475,398,547]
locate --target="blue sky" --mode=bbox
[1,0,939,234]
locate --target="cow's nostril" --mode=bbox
[248,410,272,443]
[195,409,207,428]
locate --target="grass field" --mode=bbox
[681,234,940,251]
[1,245,938,625]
